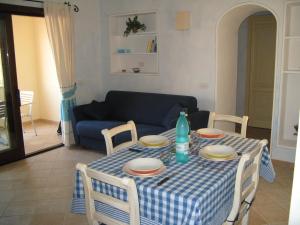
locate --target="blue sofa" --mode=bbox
[71,90,209,151]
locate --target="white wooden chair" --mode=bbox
[20,91,37,136]
[76,163,140,225]
[208,112,249,138]
[0,101,6,128]
[223,139,267,225]
[102,121,138,156]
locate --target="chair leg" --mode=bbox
[30,115,37,136]
[241,210,250,225]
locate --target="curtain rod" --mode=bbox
[23,0,79,12]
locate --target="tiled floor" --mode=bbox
[0,146,294,225]
[22,120,62,155]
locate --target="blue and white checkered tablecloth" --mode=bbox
[71,129,276,225]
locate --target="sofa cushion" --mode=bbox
[83,100,110,120]
[76,120,125,140]
[162,103,183,129]
[105,91,198,126]
[114,123,166,145]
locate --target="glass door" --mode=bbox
[0,13,25,165]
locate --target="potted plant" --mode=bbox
[124,16,146,36]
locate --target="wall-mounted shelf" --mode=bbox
[278,1,300,149]
[285,35,300,39]
[109,11,159,75]
[112,31,157,37]
[114,52,158,55]
[111,72,159,76]
[283,70,300,74]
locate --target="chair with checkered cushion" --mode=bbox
[224,139,267,225]
[76,163,140,225]
[102,120,137,156]
[208,112,248,138]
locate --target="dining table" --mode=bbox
[71,128,276,225]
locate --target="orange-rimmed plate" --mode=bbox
[126,158,163,173]
[139,135,170,148]
[123,162,166,177]
[196,128,225,139]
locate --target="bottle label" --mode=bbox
[176,142,189,153]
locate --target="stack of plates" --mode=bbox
[199,145,237,161]
[139,135,170,148]
[196,128,225,140]
[123,158,166,177]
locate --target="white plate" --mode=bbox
[139,135,170,148]
[199,145,237,161]
[123,163,166,177]
[126,158,163,173]
[196,128,225,140]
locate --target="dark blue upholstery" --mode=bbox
[71,90,209,152]
[105,91,198,126]
[76,120,125,140]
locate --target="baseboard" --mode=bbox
[271,145,296,163]
[22,119,59,126]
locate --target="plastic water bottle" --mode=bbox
[175,112,189,163]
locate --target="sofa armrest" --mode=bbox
[188,110,210,130]
[71,104,90,144]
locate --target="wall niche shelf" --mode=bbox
[109,11,159,75]
[278,1,300,149]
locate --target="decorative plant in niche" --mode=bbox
[124,16,146,36]
[294,124,298,136]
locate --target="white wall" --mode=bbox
[12,15,61,122]
[34,17,61,122]
[99,0,285,111]
[12,16,42,121]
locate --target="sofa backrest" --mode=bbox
[105,91,198,126]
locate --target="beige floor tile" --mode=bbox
[35,199,70,214]
[254,202,289,224]
[249,208,268,225]
[0,179,24,191]
[27,161,54,171]
[21,177,57,189]
[0,190,15,203]
[0,215,32,225]
[12,188,45,202]
[3,201,36,216]
[23,120,62,155]
[0,202,8,216]
[63,213,88,225]
[42,187,73,200]
[0,170,28,181]
[26,169,52,180]
[29,213,64,225]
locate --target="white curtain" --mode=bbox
[44,1,76,147]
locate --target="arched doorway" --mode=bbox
[215,3,278,145]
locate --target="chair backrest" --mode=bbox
[76,163,140,225]
[0,101,6,118]
[225,139,267,225]
[20,91,34,105]
[102,121,138,156]
[208,112,249,138]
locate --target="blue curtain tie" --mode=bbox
[61,84,77,121]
